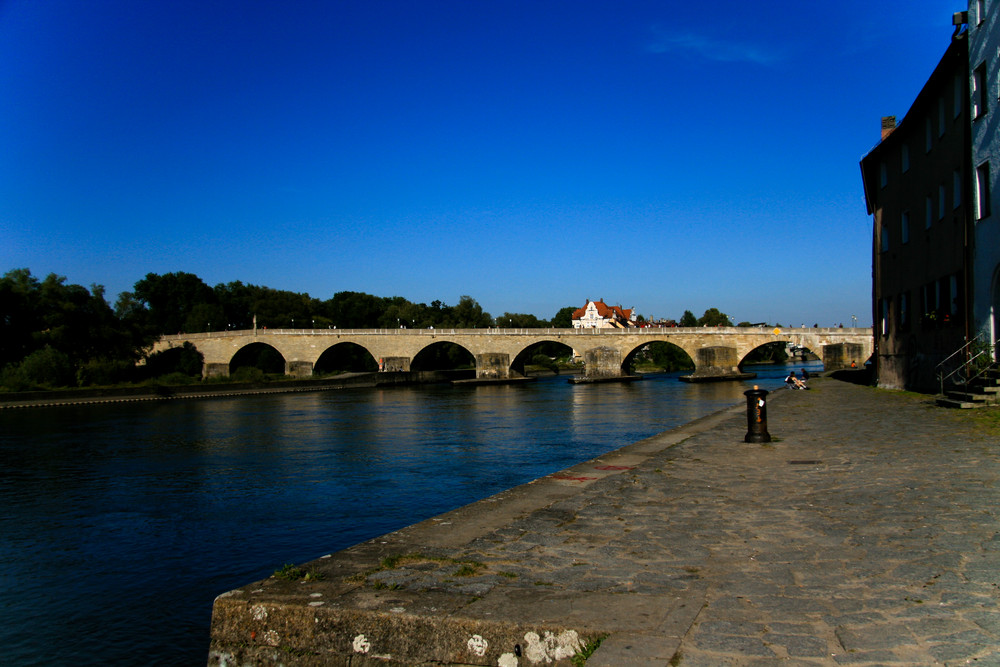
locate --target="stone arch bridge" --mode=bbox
[151,327,873,381]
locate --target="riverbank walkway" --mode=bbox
[209,375,1000,666]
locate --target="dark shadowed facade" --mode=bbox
[861,32,971,391]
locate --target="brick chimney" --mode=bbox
[881,116,896,140]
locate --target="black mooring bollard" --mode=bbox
[744,385,771,443]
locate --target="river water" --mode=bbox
[0,363,818,665]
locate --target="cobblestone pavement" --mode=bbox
[211,377,1000,666]
[378,379,1000,665]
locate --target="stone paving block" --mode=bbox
[585,633,680,667]
[834,624,917,652]
[766,621,818,635]
[903,615,975,637]
[751,594,831,615]
[692,631,776,656]
[969,610,1000,634]
[765,632,830,657]
[696,619,767,635]
[831,648,908,664]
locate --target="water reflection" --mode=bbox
[0,361,819,665]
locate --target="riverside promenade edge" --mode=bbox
[207,376,1000,666]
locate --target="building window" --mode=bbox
[900,291,909,329]
[925,117,933,152]
[954,169,962,209]
[977,161,992,220]
[974,62,988,119]
[901,211,910,243]
[879,162,887,188]
[926,195,933,229]
[978,0,986,25]
[901,144,910,172]
[881,298,890,336]
[922,281,940,327]
[939,97,947,136]
[881,222,889,252]
[939,184,947,219]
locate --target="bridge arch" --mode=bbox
[410,340,476,372]
[510,339,576,376]
[314,342,378,374]
[623,341,695,373]
[229,342,286,377]
[738,341,793,367]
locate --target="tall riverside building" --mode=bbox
[968,0,1000,347]
[860,25,971,391]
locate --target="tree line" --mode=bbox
[0,267,774,391]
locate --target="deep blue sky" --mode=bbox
[1,1,958,325]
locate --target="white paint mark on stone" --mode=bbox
[211,650,235,667]
[262,629,279,646]
[321,554,332,558]
[309,593,322,597]
[390,606,405,613]
[308,601,324,607]
[250,605,268,622]
[467,634,489,656]
[353,634,372,653]
[523,630,582,663]
[498,652,518,667]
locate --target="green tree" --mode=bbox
[328,291,385,328]
[551,306,577,328]
[447,296,492,328]
[0,268,42,367]
[697,308,731,327]
[679,310,698,327]
[132,272,216,333]
[501,312,545,328]
[1,269,139,380]
[1,346,75,390]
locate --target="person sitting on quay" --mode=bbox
[785,370,808,390]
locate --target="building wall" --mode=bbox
[969,0,1000,347]
[861,36,971,391]
[572,302,608,328]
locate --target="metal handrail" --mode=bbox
[936,332,996,395]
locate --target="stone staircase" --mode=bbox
[936,365,1000,408]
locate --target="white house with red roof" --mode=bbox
[571,299,637,329]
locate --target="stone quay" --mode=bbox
[208,375,1000,666]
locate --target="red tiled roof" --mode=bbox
[572,300,633,322]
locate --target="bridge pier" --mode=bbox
[203,362,229,379]
[583,346,624,378]
[286,361,313,378]
[680,346,755,383]
[822,343,865,370]
[475,353,511,379]
[379,357,410,372]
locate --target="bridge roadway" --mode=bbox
[152,327,873,381]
